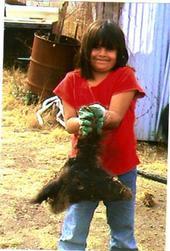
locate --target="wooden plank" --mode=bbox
[52,1,68,43]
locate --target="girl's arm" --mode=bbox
[62,100,80,134]
[104,90,136,129]
[62,90,136,134]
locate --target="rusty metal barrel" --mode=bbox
[27,32,80,99]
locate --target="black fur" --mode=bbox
[31,130,132,214]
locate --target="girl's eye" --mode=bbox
[106,47,115,51]
[93,46,114,52]
[94,46,101,50]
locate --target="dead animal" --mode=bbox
[31,130,132,214]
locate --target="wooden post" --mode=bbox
[52,1,69,43]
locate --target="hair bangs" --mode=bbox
[91,25,119,51]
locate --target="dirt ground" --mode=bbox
[0,69,168,251]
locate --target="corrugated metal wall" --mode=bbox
[119,3,170,141]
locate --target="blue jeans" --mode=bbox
[58,168,138,251]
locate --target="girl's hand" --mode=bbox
[78,104,106,136]
[78,106,94,136]
[88,104,106,119]
[88,104,106,133]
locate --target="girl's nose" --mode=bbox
[98,47,107,55]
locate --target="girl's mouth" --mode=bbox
[95,58,110,62]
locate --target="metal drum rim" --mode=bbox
[34,32,80,48]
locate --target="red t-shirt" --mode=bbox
[53,66,145,175]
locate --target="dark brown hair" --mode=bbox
[76,19,129,80]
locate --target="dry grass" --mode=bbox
[1,68,168,251]
[137,141,168,177]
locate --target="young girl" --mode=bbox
[53,20,145,251]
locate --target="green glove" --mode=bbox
[78,106,95,136]
[88,104,106,118]
[79,106,94,120]
[88,104,106,133]
[78,104,106,136]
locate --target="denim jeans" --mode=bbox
[58,167,138,251]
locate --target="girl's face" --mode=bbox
[90,47,117,73]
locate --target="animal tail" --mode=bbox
[30,179,62,204]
